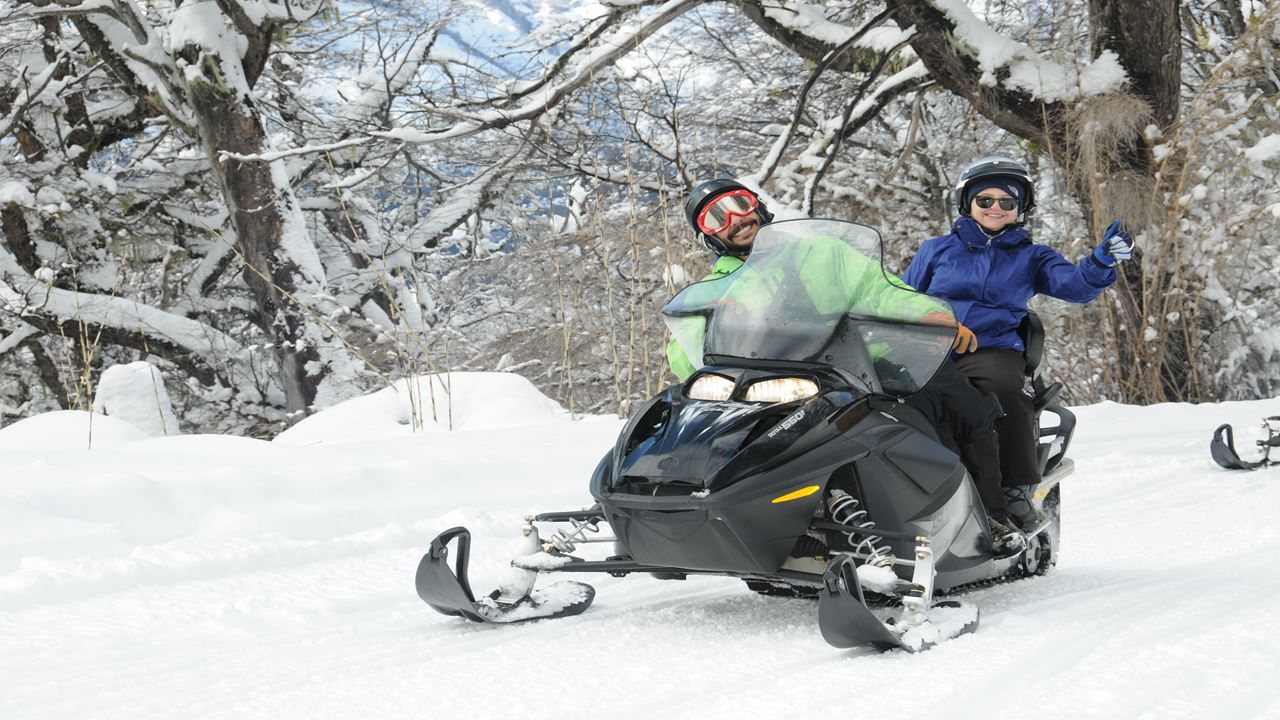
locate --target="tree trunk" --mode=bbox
[186,60,321,414]
[1088,0,1181,130]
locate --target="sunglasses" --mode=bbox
[697,189,759,234]
[974,195,1019,211]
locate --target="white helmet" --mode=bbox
[951,156,1036,217]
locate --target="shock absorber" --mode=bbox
[827,489,896,567]
[544,516,601,554]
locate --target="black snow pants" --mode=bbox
[953,349,1039,489]
[902,359,1006,515]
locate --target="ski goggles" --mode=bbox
[696,189,759,235]
[973,195,1019,211]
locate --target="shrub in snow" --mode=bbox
[92,362,180,437]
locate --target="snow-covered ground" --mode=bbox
[2,373,1279,720]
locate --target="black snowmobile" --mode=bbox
[415,219,1076,652]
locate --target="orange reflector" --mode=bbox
[771,485,820,504]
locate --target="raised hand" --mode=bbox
[1093,220,1134,267]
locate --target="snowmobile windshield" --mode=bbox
[663,219,957,397]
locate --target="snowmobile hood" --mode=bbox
[621,399,759,481]
[600,371,852,497]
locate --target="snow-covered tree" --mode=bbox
[1,0,1277,435]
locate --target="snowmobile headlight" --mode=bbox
[743,377,819,403]
[688,373,735,401]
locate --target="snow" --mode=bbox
[3,372,1280,719]
[0,250,243,356]
[337,33,438,123]
[1245,133,1280,163]
[759,2,857,46]
[167,3,251,93]
[932,0,1127,100]
[92,361,180,437]
[0,410,148,451]
[268,155,326,289]
[0,180,34,206]
[275,371,573,444]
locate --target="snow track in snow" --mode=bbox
[3,398,1280,719]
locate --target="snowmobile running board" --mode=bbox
[1211,417,1280,471]
[414,527,594,624]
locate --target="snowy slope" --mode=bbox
[2,376,1279,720]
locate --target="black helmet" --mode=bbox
[684,178,774,256]
[951,156,1036,218]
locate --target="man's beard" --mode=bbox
[727,220,757,241]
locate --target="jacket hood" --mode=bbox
[953,216,1030,250]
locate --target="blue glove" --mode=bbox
[1093,220,1134,267]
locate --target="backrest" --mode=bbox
[1018,311,1045,377]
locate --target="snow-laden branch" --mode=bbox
[755,8,899,185]
[378,0,705,145]
[800,48,927,214]
[232,0,329,25]
[929,0,1125,102]
[0,248,242,358]
[405,147,526,252]
[756,0,910,51]
[337,28,440,124]
[0,323,37,357]
[221,136,373,163]
[738,1,912,75]
[66,3,197,131]
[753,58,928,199]
[219,0,702,160]
[481,8,621,110]
[549,158,670,195]
[0,61,63,139]
[1244,134,1280,163]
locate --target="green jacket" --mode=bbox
[665,238,944,381]
[667,255,744,380]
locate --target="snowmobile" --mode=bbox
[415,219,1076,652]
[1211,416,1280,470]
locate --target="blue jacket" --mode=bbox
[902,217,1115,352]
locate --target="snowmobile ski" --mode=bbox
[818,555,979,653]
[415,526,595,624]
[1211,417,1279,471]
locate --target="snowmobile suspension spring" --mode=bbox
[546,517,600,554]
[827,489,895,568]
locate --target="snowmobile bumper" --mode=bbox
[416,526,484,620]
[415,526,595,624]
[1211,420,1279,470]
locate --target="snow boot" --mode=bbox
[1003,485,1047,532]
[987,514,1025,558]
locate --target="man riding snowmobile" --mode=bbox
[675,179,1019,546]
[413,214,1076,653]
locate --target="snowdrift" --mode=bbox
[275,371,573,445]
